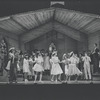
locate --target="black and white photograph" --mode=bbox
[0,0,100,85]
[0,0,100,99]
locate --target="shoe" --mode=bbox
[51,79,54,82]
[25,79,28,82]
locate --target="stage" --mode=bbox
[0,80,100,85]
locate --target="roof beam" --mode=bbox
[79,18,97,31]
[20,22,53,43]
[10,17,28,31]
[20,21,87,43]
[53,21,87,42]
[0,27,18,40]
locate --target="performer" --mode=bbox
[79,53,84,79]
[33,52,44,83]
[92,43,99,74]
[23,54,29,82]
[61,53,69,82]
[28,55,35,80]
[68,52,82,81]
[44,52,51,76]
[50,51,63,82]
[8,47,17,83]
[49,42,56,58]
[82,52,91,80]
[0,38,8,75]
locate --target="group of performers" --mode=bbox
[0,41,100,83]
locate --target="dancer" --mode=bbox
[28,55,35,80]
[92,43,99,74]
[82,52,91,80]
[61,53,69,83]
[23,54,29,82]
[68,52,82,81]
[33,52,44,83]
[8,47,17,83]
[50,51,63,82]
[44,52,51,76]
[79,53,84,79]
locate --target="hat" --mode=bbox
[63,53,66,56]
[69,51,74,57]
[9,47,15,52]
[24,54,28,57]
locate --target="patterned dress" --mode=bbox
[68,56,82,76]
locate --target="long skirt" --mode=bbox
[68,64,82,76]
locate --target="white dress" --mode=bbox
[62,59,69,75]
[23,58,30,73]
[68,57,82,76]
[50,56,63,75]
[44,56,51,70]
[33,56,44,72]
[6,53,14,70]
[28,58,34,75]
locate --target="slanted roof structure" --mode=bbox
[0,7,100,43]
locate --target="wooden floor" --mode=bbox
[0,80,100,85]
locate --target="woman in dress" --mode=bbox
[33,52,44,83]
[68,52,82,81]
[23,54,29,82]
[50,51,63,82]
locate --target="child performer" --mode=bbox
[50,51,63,82]
[61,53,69,83]
[82,52,91,80]
[44,52,51,76]
[68,52,82,81]
[33,52,44,83]
[28,55,35,80]
[7,47,17,83]
[23,54,30,82]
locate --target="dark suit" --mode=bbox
[93,48,99,73]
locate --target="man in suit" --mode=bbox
[92,43,100,74]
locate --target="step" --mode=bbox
[92,74,100,81]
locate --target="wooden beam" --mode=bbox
[53,21,87,42]
[20,22,53,43]
[0,27,18,40]
[10,17,28,31]
[79,18,97,31]
[20,21,88,43]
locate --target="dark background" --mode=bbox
[0,0,100,17]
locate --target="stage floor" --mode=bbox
[0,80,100,85]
